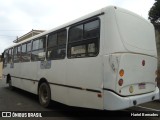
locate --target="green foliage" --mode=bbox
[149,0,160,25]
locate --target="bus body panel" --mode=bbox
[50,84,68,105]
[38,60,68,105]
[116,53,157,96]
[104,87,159,110]
[102,7,159,110]
[10,63,22,88]
[103,55,118,91]
[104,7,126,55]
[3,62,39,94]
[66,56,103,109]
[115,8,157,57]
[20,62,38,94]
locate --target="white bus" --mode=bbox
[1,6,159,110]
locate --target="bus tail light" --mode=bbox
[118,79,123,86]
[119,69,124,77]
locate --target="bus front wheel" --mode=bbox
[8,79,14,90]
[38,82,51,108]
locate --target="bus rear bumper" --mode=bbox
[103,87,159,110]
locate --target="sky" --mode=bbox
[0,0,155,54]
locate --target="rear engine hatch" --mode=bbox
[116,53,157,96]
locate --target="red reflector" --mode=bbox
[142,60,145,66]
[118,79,123,86]
[97,93,102,98]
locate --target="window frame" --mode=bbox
[47,28,67,60]
[17,45,21,62]
[47,33,57,48]
[4,49,8,64]
[21,42,31,62]
[67,17,100,59]
[31,36,46,61]
[13,46,18,63]
[68,24,83,42]
[22,43,27,53]
[32,37,46,51]
[8,48,13,63]
[21,43,27,62]
[83,19,100,39]
[27,41,31,52]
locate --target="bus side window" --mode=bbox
[14,47,18,63]
[57,30,67,58]
[84,20,100,39]
[84,19,99,56]
[69,25,83,42]
[4,50,8,64]
[3,50,8,68]
[8,48,13,63]
[47,29,66,60]
[17,45,21,62]
[26,42,31,62]
[68,19,100,58]
[21,43,27,62]
[31,37,46,61]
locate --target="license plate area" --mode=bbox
[139,83,146,89]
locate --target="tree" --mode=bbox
[149,0,160,25]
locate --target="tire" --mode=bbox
[8,80,14,90]
[38,82,51,108]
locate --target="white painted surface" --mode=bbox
[104,87,159,110]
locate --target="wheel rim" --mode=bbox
[40,85,49,103]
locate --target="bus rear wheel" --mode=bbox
[38,82,51,108]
